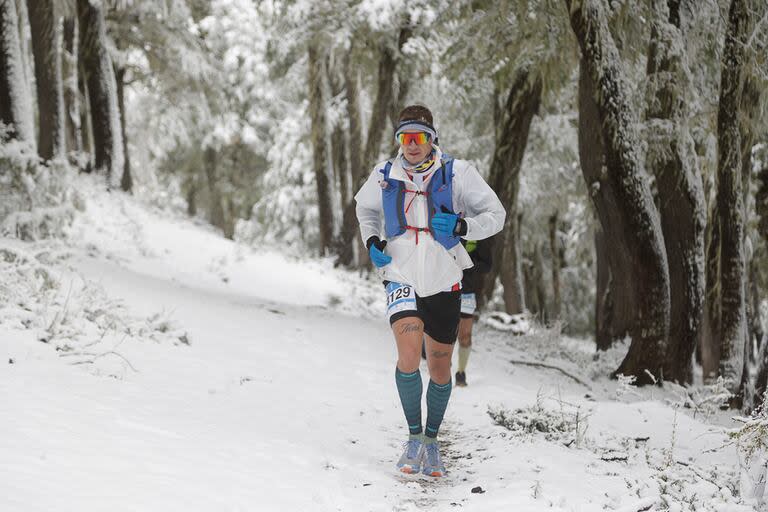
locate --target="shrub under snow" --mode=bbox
[0,129,77,241]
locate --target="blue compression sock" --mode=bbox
[425,379,452,439]
[395,368,423,435]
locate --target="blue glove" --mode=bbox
[432,211,460,236]
[367,237,392,267]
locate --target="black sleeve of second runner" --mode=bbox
[472,237,494,274]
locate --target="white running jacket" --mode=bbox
[355,147,506,297]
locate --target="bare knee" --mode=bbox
[397,348,421,373]
[427,345,453,384]
[457,318,473,347]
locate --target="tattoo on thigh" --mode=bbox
[430,349,450,359]
[398,323,421,335]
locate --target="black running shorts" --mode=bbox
[386,283,461,344]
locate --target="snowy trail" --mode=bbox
[1,189,759,511]
[0,247,592,510]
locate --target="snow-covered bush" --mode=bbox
[0,127,77,240]
[488,396,589,446]
[666,377,735,420]
[483,310,532,334]
[0,242,189,375]
[732,396,768,504]
[614,373,642,400]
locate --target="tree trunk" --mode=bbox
[389,25,413,130]
[644,0,706,384]
[27,0,64,160]
[741,79,760,365]
[334,36,400,266]
[756,339,768,410]
[62,17,80,155]
[77,0,123,184]
[755,164,768,409]
[186,179,197,217]
[308,45,333,255]
[344,48,362,207]
[15,0,33,125]
[702,200,721,377]
[204,146,227,237]
[713,0,750,407]
[524,243,548,324]
[567,0,671,385]
[484,67,542,315]
[748,258,763,361]
[478,85,505,312]
[594,225,614,350]
[327,51,349,209]
[115,65,132,193]
[755,158,768,245]
[549,211,562,320]
[77,59,93,167]
[533,242,548,324]
[580,60,637,349]
[0,0,33,142]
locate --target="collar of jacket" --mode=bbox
[387,146,444,183]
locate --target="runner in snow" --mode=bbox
[354,105,505,477]
[455,237,494,387]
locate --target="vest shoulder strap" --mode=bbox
[381,160,394,179]
[440,156,455,185]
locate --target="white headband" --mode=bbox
[394,121,438,144]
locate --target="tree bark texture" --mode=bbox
[594,226,614,350]
[27,0,64,160]
[335,37,399,266]
[756,163,768,244]
[327,52,349,209]
[204,146,228,238]
[701,200,721,377]
[524,243,548,324]
[76,42,92,161]
[740,79,760,363]
[549,211,562,320]
[14,0,33,120]
[714,0,749,406]
[567,0,671,385]
[579,61,636,349]
[484,67,541,315]
[477,85,505,312]
[186,179,197,217]
[644,0,705,384]
[62,17,81,155]
[748,258,763,361]
[308,45,334,255]
[115,65,132,193]
[78,0,123,184]
[0,0,33,142]
[756,339,768,410]
[755,164,768,409]
[344,49,362,206]
[389,25,413,130]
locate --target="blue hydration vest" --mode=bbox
[381,156,461,250]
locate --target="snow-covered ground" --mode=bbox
[1,178,764,511]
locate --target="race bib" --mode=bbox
[460,292,477,315]
[385,282,417,320]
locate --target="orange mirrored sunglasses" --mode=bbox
[396,132,431,145]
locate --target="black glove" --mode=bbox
[366,236,392,267]
[366,236,387,252]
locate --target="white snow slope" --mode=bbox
[1,178,763,511]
